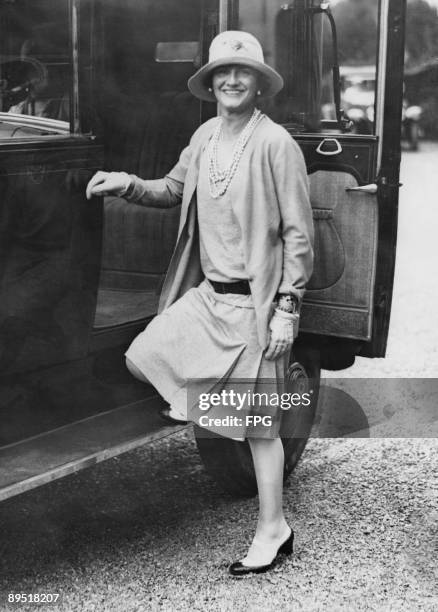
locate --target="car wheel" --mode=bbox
[194,347,321,497]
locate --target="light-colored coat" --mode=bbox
[126,115,314,348]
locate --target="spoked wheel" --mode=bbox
[194,347,321,497]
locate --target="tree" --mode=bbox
[405,0,438,67]
[323,0,438,69]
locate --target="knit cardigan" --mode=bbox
[126,115,314,349]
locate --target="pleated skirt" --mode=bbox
[125,279,289,440]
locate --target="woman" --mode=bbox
[86,31,314,576]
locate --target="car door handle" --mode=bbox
[316,138,342,156]
[346,183,378,194]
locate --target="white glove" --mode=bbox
[86,170,132,200]
[265,309,299,361]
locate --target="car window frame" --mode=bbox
[0,0,86,144]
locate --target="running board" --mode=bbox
[0,397,187,502]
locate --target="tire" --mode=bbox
[194,347,321,497]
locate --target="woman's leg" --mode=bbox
[241,437,290,565]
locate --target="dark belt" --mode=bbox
[208,279,251,295]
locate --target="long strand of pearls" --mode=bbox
[208,108,265,198]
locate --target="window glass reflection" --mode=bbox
[238,0,378,134]
[0,0,71,138]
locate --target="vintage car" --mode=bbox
[335,65,422,149]
[339,65,376,134]
[0,0,406,501]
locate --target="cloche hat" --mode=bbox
[188,31,284,102]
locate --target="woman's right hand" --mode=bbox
[86,171,132,200]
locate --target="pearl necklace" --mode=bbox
[208,108,265,198]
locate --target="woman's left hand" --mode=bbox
[265,309,297,360]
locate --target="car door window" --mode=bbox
[237,0,378,134]
[0,0,71,138]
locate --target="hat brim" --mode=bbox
[188,57,284,102]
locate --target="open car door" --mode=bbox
[232,0,405,367]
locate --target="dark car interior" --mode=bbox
[93,0,206,329]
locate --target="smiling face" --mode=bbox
[211,64,259,115]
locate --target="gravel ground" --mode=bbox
[0,147,437,611]
[0,432,437,611]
